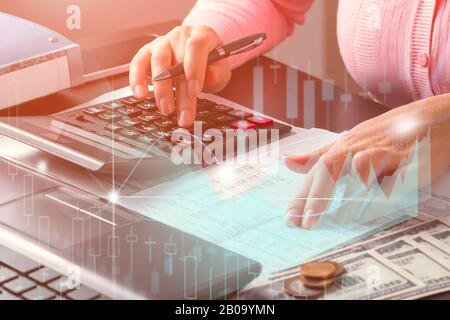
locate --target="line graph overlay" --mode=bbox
[119,131,428,275]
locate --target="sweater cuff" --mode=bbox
[182,0,296,69]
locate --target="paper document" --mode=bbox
[120,132,418,274]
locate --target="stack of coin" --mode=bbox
[283,261,346,299]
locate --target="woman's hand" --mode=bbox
[285,94,450,229]
[129,25,232,128]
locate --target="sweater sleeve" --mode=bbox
[182,0,314,69]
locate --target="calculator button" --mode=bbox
[135,123,157,134]
[121,96,143,105]
[231,120,257,130]
[246,116,274,126]
[137,135,156,144]
[118,119,139,127]
[145,95,157,102]
[171,126,194,135]
[103,101,125,110]
[215,114,235,124]
[137,101,158,111]
[193,120,213,130]
[120,128,140,138]
[171,127,193,140]
[197,99,216,108]
[104,124,122,133]
[118,107,141,117]
[171,126,189,133]
[211,104,233,113]
[196,109,215,119]
[228,110,253,118]
[197,110,210,116]
[83,106,104,115]
[197,98,210,104]
[154,110,174,117]
[174,139,192,149]
[151,130,171,140]
[138,113,162,123]
[154,119,176,129]
[98,112,122,122]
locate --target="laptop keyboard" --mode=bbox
[53,93,292,159]
[0,244,107,300]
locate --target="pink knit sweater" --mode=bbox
[183,0,450,107]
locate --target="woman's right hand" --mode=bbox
[129,25,232,128]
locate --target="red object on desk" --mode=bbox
[231,120,257,130]
[247,116,274,126]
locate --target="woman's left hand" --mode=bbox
[285,94,450,229]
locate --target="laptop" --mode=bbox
[0,82,302,301]
[0,144,263,300]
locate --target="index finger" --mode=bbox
[287,148,347,229]
[300,158,340,229]
[129,43,153,98]
[183,27,222,97]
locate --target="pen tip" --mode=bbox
[153,70,171,81]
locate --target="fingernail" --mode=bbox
[286,208,303,227]
[159,97,172,115]
[285,217,296,228]
[179,110,193,127]
[294,156,309,166]
[134,84,145,98]
[188,80,201,97]
[302,209,317,230]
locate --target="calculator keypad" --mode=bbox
[54,92,292,158]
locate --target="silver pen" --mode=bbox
[153,32,266,81]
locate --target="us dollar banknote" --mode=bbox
[319,219,450,261]
[319,251,423,300]
[407,234,450,265]
[372,239,450,299]
[431,230,450,248]
[271,218,449,281]
[243,218,450,300]
[239,251,424,300]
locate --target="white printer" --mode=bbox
[0,12,84,109]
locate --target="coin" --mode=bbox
[300,274,336,290]
[330,261,346,278]
[301,261,336,280]
[283,277,324,299]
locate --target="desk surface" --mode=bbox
[1,52,448,300]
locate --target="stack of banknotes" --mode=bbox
[240,214,450,300]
